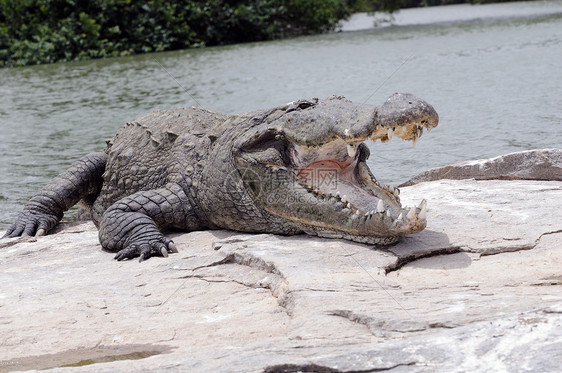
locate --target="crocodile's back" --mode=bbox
[91,107,228,224]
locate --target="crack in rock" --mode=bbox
[223,250,293,315]
[384,246,462,274]
[385,228,562,274]
[173,273,279,292]
[176,251,293,315]
[328,310,455,337]
[263,362,418,373]
[263,363,339,373]
[480,229,562,257]
[191,254,236,271]
[478,243,536,256]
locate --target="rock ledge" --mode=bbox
[1,151,561,372]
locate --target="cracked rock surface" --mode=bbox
[1,156,561,372]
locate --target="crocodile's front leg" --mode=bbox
[99,183,201,262]
[3,153,107,238]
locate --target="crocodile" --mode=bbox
[3,94,439,261]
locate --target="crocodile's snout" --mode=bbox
[367,93,439,145]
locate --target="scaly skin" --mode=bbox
[4,94,439,261]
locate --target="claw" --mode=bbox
[160,246,169,258]
[138,252,147,263]
[35,228,46,237]
[168,241,178,253]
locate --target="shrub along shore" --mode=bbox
[1,0,518,68]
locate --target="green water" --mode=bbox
[1,1,561,228]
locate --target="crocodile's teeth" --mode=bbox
[341,194,347,203]
[407,207,416,220]
[412,126,423,147]
[394,189,400,197]
[354,210,360,215]
[347,143,357,158]
[388,185,395,193]
[418,199,428,220]
[376,200,385,213]
[346,202,351,209]
[387,127,394,140]
[418,205,427,220]
[397,213,403,221]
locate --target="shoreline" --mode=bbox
[341,0,562,32]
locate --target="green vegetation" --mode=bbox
[0,0,350,67]
[0,0,520,68]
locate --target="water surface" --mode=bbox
[1,1,561,228]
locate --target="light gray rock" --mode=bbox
[401,148,562,186]
[0,178,561,372]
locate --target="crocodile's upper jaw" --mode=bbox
[235,93,438,245]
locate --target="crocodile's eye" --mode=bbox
[286,99,317,112]
[257,147,284,164]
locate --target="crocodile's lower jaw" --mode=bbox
[314,229,400,245]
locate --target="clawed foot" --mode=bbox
[114,238,179,262]
[2,210,58,238]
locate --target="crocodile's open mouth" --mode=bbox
[287,127,431,243]
[291,116,435,215]
[292,140,403,217]
[235,93,438,245]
